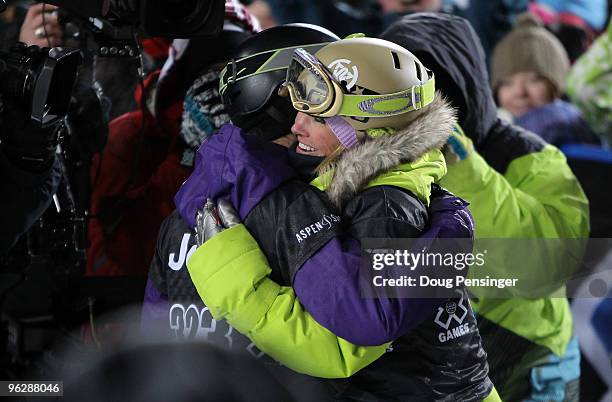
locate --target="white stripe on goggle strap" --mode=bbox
[219,42,329,94]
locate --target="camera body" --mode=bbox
[0,1,225,125]
[0,43,81,127]
[47,0,226,38]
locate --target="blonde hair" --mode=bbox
[315,145,346,188]
[314,126,396,188]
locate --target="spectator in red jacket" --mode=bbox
[86,1,258,277]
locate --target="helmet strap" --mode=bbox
[326,116,359,149]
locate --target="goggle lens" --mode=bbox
[286,48,332,109]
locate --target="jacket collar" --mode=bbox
[313,95,456,208]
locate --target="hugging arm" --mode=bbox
[187,223,389,378]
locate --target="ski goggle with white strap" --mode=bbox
[283,47,436,118]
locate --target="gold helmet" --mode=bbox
[284,37,435,133]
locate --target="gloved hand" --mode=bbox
[443,125,474,165]
[195,198,241,246]
[217,199,242,228]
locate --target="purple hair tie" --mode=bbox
[326,116,359,149]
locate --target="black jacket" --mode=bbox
[380,13,548,176]
[0,151,60,253]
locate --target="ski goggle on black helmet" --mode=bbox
[283,37,436,129]
[217,24,340,140]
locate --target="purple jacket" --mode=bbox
[515,100,601,147]
[172,123,475,345]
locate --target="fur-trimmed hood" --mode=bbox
[324,94,457,208]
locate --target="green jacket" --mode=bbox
[378,11,590,363]
[441,143,589,357]
[567,21,612,142]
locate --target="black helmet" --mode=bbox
[220,23,340,140]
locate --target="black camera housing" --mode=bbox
[0,44,81,126]
[0,1,225,125]
[45,0,226,38]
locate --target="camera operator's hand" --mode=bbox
[18,3,63,47]
[0,95,60,172]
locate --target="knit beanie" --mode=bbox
[491,12,570,96]
[181,69,230,151]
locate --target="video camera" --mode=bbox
[47,0,226,38]
[0,0,225,377]
[0,43,81,126]
[0,0,225,125]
